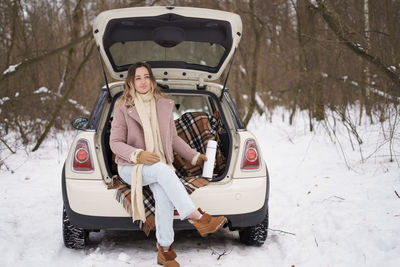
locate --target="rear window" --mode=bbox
[168,93,213,120]
[110,41,225,68]
[102,14,233,73]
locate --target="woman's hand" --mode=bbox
[196,154,208,166]
[137,151,160,165]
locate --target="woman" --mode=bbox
[110,62,227,267]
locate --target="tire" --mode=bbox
[63,206,88,249]
[239,210,268,246]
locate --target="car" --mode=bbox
[62,5,270,249]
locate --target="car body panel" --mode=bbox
[65,174,266,217]
[62,164,268,230]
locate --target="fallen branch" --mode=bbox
[324,195,345,201]
[268,228,296,236]
[0,137,15,154]
[210,247,232,260]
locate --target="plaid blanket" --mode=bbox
[112,112,226,235]
[173,111,226,178]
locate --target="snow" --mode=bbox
[40,96,51,102]
[33,87,51,94]
[118,252,131,262]
[239,65,246,75]
[369,88,400,102]
[2,62,21,75]
[67,99,91,116]
[0,96,10,105]
[355,43,365,51]
[0,109,399,267]
[255,93,265,110]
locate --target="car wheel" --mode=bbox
[239,210,268,246]
[63,206,88,249]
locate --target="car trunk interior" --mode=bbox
[101,89,231,183]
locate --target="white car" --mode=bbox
[62,6,269,249]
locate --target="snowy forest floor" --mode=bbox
[1,108,399,267]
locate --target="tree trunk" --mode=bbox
[360,0,372,123]
[32,0,90,151]
[296,0,324,129]
[243,0,263,127]
[310,0,400,88]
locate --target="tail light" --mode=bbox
[72,139,94,172]
[241,139,260,170]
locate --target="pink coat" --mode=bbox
[110,96,198,166]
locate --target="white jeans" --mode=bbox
[119,162,196,246]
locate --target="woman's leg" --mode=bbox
[142,162,196,220]
[119,163,197,246]
[147,182,174,247]
[119,163,225,241]
[143,163,227,238]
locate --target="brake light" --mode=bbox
[72,139,93,172]
[241,139,260,170]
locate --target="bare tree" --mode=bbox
[309,0,400,88]
[0,0,399,159]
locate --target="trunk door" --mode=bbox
[93,6,242,82]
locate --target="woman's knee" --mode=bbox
[152,162,175,178]
[119,165,133,184]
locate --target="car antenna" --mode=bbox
[220,48,236,101]
[97,46,111,100]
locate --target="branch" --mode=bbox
[0,30,92,84]
[309,0,400,88]
[210,247,232,260]
[268,228,296,236]
[0,137,15,154]
[32,42,95,152]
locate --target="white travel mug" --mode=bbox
[202,140,217,178]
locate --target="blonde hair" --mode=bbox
[121,62,166,107]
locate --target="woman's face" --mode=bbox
[134,66,152,94]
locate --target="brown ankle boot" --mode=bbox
[189,208,227,237]
[157,243,180,267]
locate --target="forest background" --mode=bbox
[0,0,399,161]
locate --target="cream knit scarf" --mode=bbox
[130,89,166,222]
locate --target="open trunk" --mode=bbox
[101,89,231,182]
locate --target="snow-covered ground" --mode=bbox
[1,109,399,267]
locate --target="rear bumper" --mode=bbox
[62,164,269,230]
